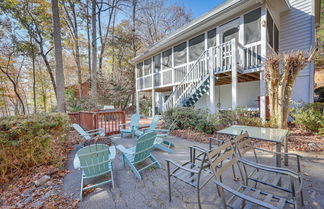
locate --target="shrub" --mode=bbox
[162,107,214,134]
[163,107,276,134]
[291,103,324,134]
[0,113,70,181]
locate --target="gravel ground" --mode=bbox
[63,135,324,209]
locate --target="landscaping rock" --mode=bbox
[34,175,50,187]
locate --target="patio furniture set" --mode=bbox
[72,115,304,209]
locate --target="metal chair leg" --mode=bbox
[167,161,172,202]
[197,188,202,209]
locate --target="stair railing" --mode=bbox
[163,40,235,111]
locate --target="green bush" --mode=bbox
[163,107,276,134]
[162,107,214,134]
[0,113,70,181]
[291,103,324,134]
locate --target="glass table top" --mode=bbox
[217,125,289,142]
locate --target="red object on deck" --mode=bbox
[68,111,126,136]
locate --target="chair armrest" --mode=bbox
[166,159,199,174]
[252,147,302,172]
[239,158,299,178]
[209,137,226,150]
[86,128,102,133]
[150,128,169,133]
[116,145,135,155]
[214,180,278,209]
[190,145,208,153]
[109,146,116,160]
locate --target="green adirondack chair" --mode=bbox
[135,115,160,137]
[120,114,140,138]
[76,144,115,200]
[72,123,105,141]
[147,121,176,153]
[116,132,161,180]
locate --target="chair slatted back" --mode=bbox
[207,141,238,180]
[77,144,111,178]
[134,132,156,163]
[149,115,160,129]
[73,124,91,140]
[130,114,140,130]
[234,132,253,157]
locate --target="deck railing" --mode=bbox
[68,111,126,136]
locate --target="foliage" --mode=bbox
[0,113,70,181]
[291,103,324,134]
[65,87,95,112]
[163,107,276,134]
[140,95,153,116]
[163,107,215,134]
[264,50,316,129]
[315,86,324,102]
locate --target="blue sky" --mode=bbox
[169,0,226,18]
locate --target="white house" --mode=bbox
[130,0,321,119]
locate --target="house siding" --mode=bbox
[279,0,315,103]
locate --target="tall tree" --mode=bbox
[51,0,66,112]
[91,0,97,105]
[63,0,83,98]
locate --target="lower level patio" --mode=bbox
[63,134,324,209]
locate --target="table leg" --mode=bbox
[276,142,281,168]
[284,137,288,166]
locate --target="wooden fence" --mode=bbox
[68,111,126,136]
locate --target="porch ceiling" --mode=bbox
[215,72,260,85]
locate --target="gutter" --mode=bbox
[129,0,244,65]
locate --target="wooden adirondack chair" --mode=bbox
[120,114,140,138]
[116,132,161,180]
[135,115,160,137]
[72,123,105,141]
[76,144,115,200]
[207,136,303,209]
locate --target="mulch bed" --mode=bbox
[0,131,83,209]
[171,127,324,152]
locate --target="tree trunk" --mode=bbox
[32,54,36,114]
[86,0,92,82]
[51,0,66,112]
[131,0,137,107]
[91,0,97,105]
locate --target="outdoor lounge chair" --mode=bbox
[120,114,140,138]
[76,144,115,200]
[233,132,304,206]
[135,115,160,137]
[116,132,161,180]
[72,123,105,141]
[207,136,303,209]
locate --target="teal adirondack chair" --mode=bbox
[72,124,105,141]
[76,144,115,200]
[143,121,176,153]
[135,115,161,137]
[120,114,140,138]
[116,132,161,180]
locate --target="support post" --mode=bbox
[152,89,155,116]
[231,39,237,111]
[260,6,267,122]
[209,48,216,114]
[136,91,140,114]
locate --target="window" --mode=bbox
[267,11,279,53]
[223,27,239,43]
[267,12,273,47]
[244,8,261,45]
[144,58,152,75]
[153,54,161,72]
[162,48,172,69]
[173,42,187,67]
[189,34,205,62]
[136,62,143,78]
[207,29,217,48]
